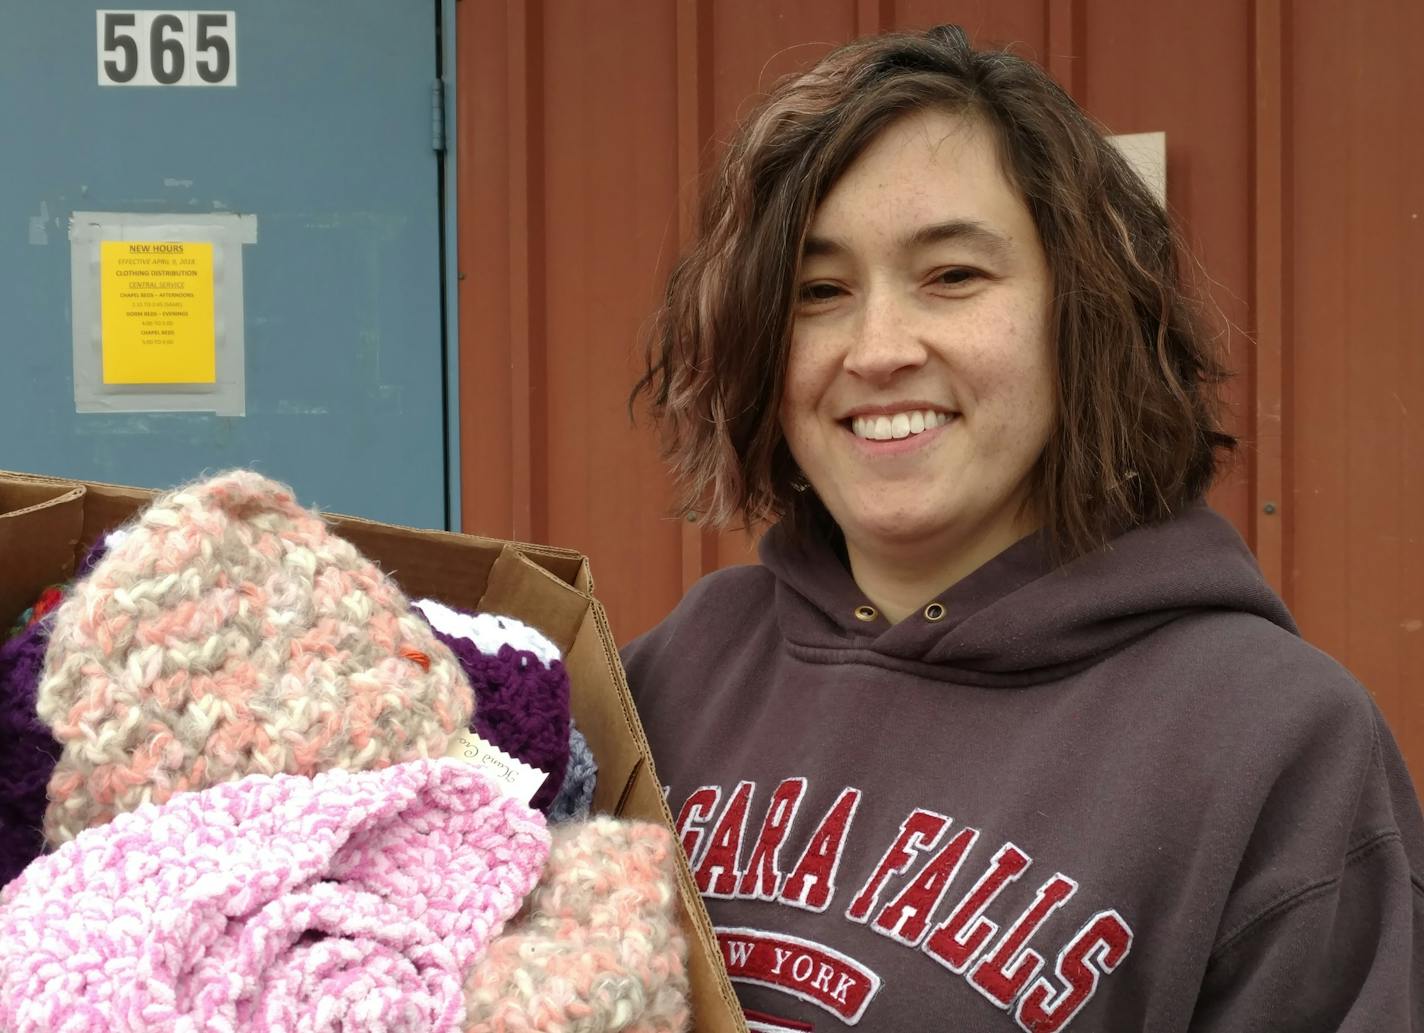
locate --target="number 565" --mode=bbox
[98,11,236,87]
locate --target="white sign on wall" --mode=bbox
[1108,131,1167,206]
[97,11,236,87]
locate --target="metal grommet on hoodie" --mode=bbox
[854,605,878,623]
[924,602,946,622]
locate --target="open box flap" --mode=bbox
[0,468,749,1033]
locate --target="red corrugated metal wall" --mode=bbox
[455,0,1423,788]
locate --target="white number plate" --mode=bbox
[97,11,237,87]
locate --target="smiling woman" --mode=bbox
[625,24,1424,1033]
[782,113,1056,618]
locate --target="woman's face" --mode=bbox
[780,109,1056,569]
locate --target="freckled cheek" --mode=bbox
[958,347,1036,408]
[961,354,1055,452]
[781,345,837,424]
[778,382,823,462]
[778,374,809,431]
[993,371,1056,442]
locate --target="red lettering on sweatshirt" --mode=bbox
[1013,910,1134,1033]
[683,778,1135,1028]
[696,780,755,897]
[921,842,1032,973]
[779,787,861,913]
[970,874,1078,1008]
[675,785,721,862]
[737,777,808,901]
[717,926,883,1024]
[872,826,979,947]
[846,808,950,922]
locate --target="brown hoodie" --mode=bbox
[622,505,1424,1032]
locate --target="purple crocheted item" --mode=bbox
[431,627,571,812]
[0,759,550,1033]
[0,620,61,887]
[76,534,110,578]
[0,535,113,886]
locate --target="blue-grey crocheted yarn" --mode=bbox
[546,723,597,824]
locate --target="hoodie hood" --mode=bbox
[759,505,1296,686]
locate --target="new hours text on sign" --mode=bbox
[100,241,216,385]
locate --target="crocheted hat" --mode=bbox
[462,817,691,1033]
[0,536,115,886]
[414,600,564,667]
[36,470,474,845]
[415,599,573,813]
[0,620,60,886]
[0,758,550,1033]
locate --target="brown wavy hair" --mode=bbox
[632,24,1235,562]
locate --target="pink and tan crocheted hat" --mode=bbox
[462,817,692,1032]
[36,469,474,844]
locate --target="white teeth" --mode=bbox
[850,409,950,441]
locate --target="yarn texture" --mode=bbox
[36,470,474,845]
[5,586,61,637]
[415,599,572,813]
[0,759,550,1033]
[0,534,117,885]
[547,722,598,824]
[431,626,571,812]
[414,600,562,666]
[0,619,60,886]
[462,817,691,1033]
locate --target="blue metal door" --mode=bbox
[0,2,450,527]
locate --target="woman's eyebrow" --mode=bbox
[801,218,1014,260]
[903,218,1014,256]
[801,234,848,259]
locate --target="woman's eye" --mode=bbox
[798,282,843,304]
[934,267,981,287]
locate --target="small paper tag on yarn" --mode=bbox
[446,730,545,807]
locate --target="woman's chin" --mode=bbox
[835,507,956,553]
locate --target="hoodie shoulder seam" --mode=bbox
[1208,828,1406,961]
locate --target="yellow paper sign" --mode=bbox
[100,240,216,384]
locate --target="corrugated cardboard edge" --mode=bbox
[579,597,749,1033]
[481,548,587,657]
[0,470,589,586]
[0,469,747,1033]
[0,481,86,626]
[333,508,589,592]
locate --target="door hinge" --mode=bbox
[431,78,447,153]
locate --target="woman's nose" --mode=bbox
[842,292,929,383]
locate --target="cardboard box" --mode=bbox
[0,469,748,1033]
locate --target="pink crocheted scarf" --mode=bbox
[0,759,549,1033]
